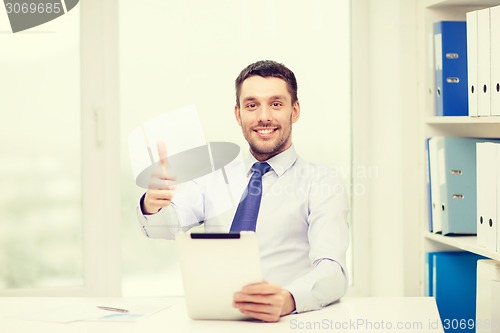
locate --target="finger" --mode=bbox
[147,197,173,210]
[150,168,177,185]
[155,140,177,189]
[143,191,173,214]
[157,140,168,178]
[240,311,279,323]
[146,189,174,201]
[235,306,280,322]
[234,302,275,313]
[240,282,280,295]
[234,293,281,306]
[144,197,171,210]
[157,140,168,167]
[149,175,177,190]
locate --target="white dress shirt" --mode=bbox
[136,145,350,313]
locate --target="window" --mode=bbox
[0,6,82,291]
[0,1,121,296]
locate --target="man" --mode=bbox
[137,60,349,322]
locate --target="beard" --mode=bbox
[244,121,293,159]
[248,132,289,155]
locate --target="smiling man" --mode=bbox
[138,60,350,322]
[235,73,299,162]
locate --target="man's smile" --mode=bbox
[254,127,278,138]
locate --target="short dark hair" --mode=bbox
[235,60,298,107]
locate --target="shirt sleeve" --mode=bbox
[285,258,348,313]
[285,168,350,313]
[136,180,206,239]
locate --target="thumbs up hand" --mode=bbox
[141,141,176,215]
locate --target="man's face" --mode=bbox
[235,76,300,161]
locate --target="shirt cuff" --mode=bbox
[136,194,180,239]
[285,279,319,313]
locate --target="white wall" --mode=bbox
[352,0,419,296]
[120,0,351,170]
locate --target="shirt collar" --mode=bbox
[243,145,298,177]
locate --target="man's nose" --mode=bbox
[257,105,272,122]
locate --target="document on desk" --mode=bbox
[10,303,170,323]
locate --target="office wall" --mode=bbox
[354,0,419,296]
[120,1,351,169]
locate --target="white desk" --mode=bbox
[0,296,444,332]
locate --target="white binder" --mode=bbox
[497,144,500,252]
[476,260,500,333]
[478,8,491,116]
[429,138,442,234]
[491,5,500,116]
[492,280,500,333]
[467,10,479,117]
[476,142,497,250]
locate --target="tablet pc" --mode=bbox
[175,232,263,320]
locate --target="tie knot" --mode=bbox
[252,162,271,175]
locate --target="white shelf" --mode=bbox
[425,116,500,124]
[424,117,500,138]
[425,0,500,8]
[424,232,500,261]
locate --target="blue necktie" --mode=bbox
[230,162,271,232]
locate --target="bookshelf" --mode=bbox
[424,233,500,261]
[424,0,500,8]
[425,118,500,136]
[417,0,500,295]
[425,116,500,124]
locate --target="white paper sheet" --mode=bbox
[10,303,171,323]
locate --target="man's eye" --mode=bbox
[272,102,282,108]
[246,104,257,110]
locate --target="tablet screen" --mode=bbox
[175,232,263,320]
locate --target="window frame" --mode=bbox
[0,0,121,297]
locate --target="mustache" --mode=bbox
[253,122,279,128]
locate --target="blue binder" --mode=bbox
[425,252,434,297]
[430,251,485,333]
[434,21,468,116]
[436,137,482,235]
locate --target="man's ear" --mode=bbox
[292,100,300,124]
[234,105,242,126]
